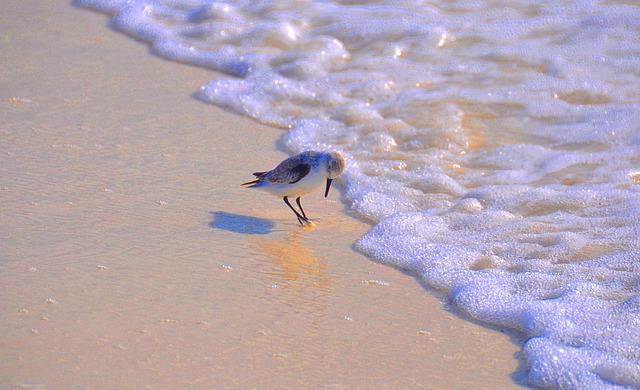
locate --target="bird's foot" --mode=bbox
[297,216,316,227]
[301,219,316,230]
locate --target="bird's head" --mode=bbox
[324,151,345,197]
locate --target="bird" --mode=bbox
[241,151,346,225]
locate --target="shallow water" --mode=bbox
[75,0,640,387]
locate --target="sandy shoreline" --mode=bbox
[1,1,522,388]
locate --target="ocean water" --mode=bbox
[78,0,640,387]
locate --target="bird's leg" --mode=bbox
[283,196,308,225]
[295,197,308,220]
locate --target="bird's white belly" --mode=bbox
[262,171,325,198]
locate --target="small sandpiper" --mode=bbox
[242,151,346,225]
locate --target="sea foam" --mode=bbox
[78,0,640,387]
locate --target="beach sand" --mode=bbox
[1,1,523,388]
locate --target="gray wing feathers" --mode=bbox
[243,152,317,186]
[264,155,311,184]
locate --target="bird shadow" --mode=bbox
[208,211,275,235]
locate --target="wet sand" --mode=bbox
[1,1,523,388]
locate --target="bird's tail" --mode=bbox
[241,171,268,187]
[241,179,260,187]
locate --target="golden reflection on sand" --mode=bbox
[254,230,329,291]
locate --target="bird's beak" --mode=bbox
[324,178,333,198]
